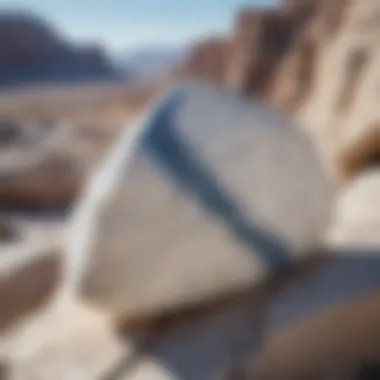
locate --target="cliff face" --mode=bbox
[182,0,379,179]
[182,0,318,102]
[227,4,315,99]
[294,0,380,179]
[0,13,122,87]
[181,38,231,85]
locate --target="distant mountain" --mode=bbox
[118,46,189,82]
[0,11,125,88]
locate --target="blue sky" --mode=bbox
[0,0,278,54]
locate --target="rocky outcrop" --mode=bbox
[182,0,380,180]
[182,1,317,101]
[227,5,314,98]
[295,0,380,179]
[0,13,122,87]
[179,37,231,85]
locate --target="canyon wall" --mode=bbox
[182,0,380,179]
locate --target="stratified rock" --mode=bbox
[181,0,380,180]
[296,0,380,178]
[182,0,316,101]
[227,8,308,97]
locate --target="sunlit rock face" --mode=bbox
[179,38,231,86]
[293,0,380,179]
[0,300,124,380]
[182,0,380,181]
[327,169,380,248]
[73,84,335,324]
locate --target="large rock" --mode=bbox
[75,84,335,324]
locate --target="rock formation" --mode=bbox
[181,0,318,102]
[78,84,335,325]
[180,37,231,85]
[1,1,380,378]
[182,0,380,180]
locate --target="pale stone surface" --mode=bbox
[1,300,125,380]
[296,0,380,178]
[327,169,380,248]
[78,85,334,323]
